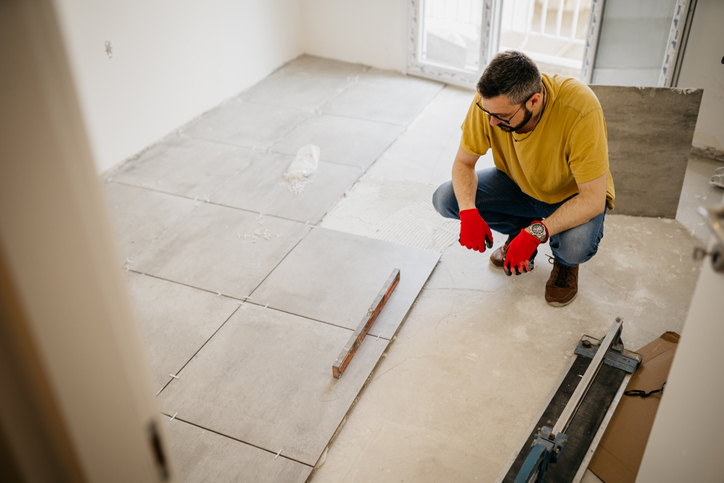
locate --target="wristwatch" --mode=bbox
[529,222,548,243]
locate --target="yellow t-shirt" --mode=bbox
[460,74,615,209]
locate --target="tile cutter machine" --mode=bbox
[497,317,642,483]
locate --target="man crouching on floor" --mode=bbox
[432,50,614,306]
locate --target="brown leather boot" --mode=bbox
[545,258,579,306]
[490,234,516,268]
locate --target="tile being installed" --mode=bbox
[270,114,404,169]
[109,136,255,200]
[158,303,387,466]
[237,70,354,112]
[126,272,239,392]
[104,183,197,262]
[181,100,311,149]
[321,69,444,125]
[251,227,441,339]
[163,417,312,482]
[211,151,363,224]
[131,203,310,299]
[319,176,459,252]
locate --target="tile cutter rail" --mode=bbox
[496,317,642,483]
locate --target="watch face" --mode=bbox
[531,223,546,240]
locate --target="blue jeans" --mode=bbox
[432,168,605,267]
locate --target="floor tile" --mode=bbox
[423,236,522,293]
[237,70,355,112]
[104,183,197,262]
[251,228,441,339]
[366,85,480,186]
[126,272,239,392]
[109,136,254,200]
[277,54,370,79]
[158,304,388,466]
[270,114,404,169]
[131,203,310,299]
[319,176,459,252]
[182,100,311,149]
[164,417,312,483]
[321,70,444,126]
[211,151,363,224]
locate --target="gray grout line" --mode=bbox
[245,226,312,298]
[179,133,274,151]
[155,304,241,397]
[159,413,314,468]
[314,86,433,228]
[125,269,385,339]
[110,179,322,225]
[315,109,408,127]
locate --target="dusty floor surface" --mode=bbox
[106,55,723,482]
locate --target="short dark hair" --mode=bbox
[477,51,542,105]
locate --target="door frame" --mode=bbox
[407,0,501,88]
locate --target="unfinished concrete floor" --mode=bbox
[105,55,723,482]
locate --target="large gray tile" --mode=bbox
[110,136,254,200]
[158,304,388,466]
[238,70,354,112]
[132,203,310,298]
[270,114,404,169]
[321,70,444,125]
[590,85,703,218]
[104,183,197,262]
[164,417,312,483]
[251,228,441,339]
[211,151,363,224]
[367,85,475,186]
[319,176,459,252]
[182,100,311,149]
[278,54,370,79]
[127,273,239,392]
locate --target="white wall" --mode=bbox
[302,0,408,73]
[2,1,176,480]
[677,0,724,152]
[53,0,304,174]
[637,203,724,480]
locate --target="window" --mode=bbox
[408,0,595,87]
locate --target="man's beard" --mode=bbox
[497,107,533,133]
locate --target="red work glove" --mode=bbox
[504,229,540,276]
[459,209,493,252]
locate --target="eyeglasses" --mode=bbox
[476,92,535,124]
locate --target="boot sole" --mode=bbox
[546,292,577,307]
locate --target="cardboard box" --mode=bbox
[588,332,680,482]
